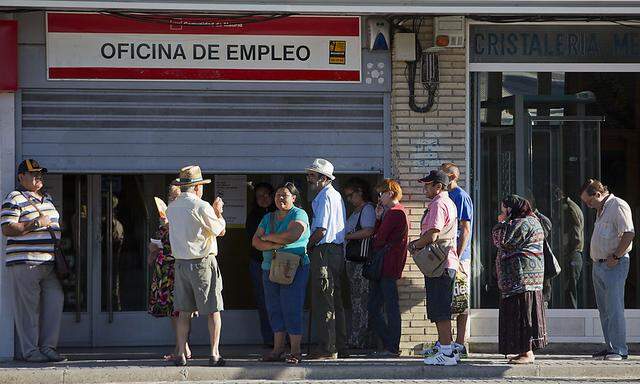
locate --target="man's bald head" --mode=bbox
[440,162,460,182]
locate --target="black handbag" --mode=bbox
[21,192,71,280]
[534,212,562,281]
[345,204,373,263]
[543,238,562,280]
[49,227,71,280]
[362,245,388,280]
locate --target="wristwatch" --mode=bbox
[32,219,40,229]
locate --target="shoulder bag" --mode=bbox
[412,208,457,278]
[345,203,373,263]
[362,244,388,281]
[534,213,562,280]
[21,192,71,280]
[267,212,301,285]
[451,270,469,315]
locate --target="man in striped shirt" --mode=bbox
[1,159,65,363]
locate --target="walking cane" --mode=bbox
[306,285,313,355]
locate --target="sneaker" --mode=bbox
[24,350,49,363]
[604,353,623,361]
[421,341,441,356]
[423,350,457,366]
[592,349,610,359]
[453,343,467,361]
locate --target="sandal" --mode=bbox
[163,353,192,361]
[209,356,226,367]
[261,351,286,362]
[285,353,302,364]
[508,356,535,365]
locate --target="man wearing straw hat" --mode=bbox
[167,165,226,367]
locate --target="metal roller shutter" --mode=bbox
[20,89,386,174]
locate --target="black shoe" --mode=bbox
[592,349,610,359]
[174,355,187,366]
[209,356,226,366]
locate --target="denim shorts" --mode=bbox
[262,263,310,335]
[425,268,456,322]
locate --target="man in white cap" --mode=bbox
[167,165,226,367]
[305,158,347,359]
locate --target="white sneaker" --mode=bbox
[453,343,466,361]
[423,350,457,366]
[421,341,441,356]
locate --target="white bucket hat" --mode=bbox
[305,158,335,180]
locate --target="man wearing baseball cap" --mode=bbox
[1,159,65,362]
[409,170,459,366]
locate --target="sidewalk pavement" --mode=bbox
[0,347,638,384]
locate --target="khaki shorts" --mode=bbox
[174,255,224,314]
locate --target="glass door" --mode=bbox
[58,174,91,346]
[472,71,605,310]
[529,117,602,309]
[91,174,176,346]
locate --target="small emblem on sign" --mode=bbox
[329,40,346,65]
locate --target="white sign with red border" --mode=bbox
[46,12,361,82]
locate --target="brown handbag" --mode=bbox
[21,192,71,280]
[267,213,300,285]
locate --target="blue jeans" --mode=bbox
[593,255,629,356]
[263,263,310,335]
[249,259,273,345]
[368,277,401,354]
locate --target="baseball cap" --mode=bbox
[418,170,449,186]
[17,159,48,174]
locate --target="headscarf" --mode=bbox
[501,194,534,220]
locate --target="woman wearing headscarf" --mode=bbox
[492,194,547,364]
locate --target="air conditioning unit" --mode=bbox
[434,16,465,48]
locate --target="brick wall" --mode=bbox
[390,18,468,355]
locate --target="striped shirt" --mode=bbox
[1,189,61,266]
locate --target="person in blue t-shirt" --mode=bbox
[252,182,310,365]
[441,162,473,358]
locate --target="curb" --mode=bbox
[1,359,639,383]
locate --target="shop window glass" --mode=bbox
[472,71,639,310]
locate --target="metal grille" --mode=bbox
[21,89,385,173]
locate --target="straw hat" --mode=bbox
[171,165,211,187]
[305,158,335,180]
